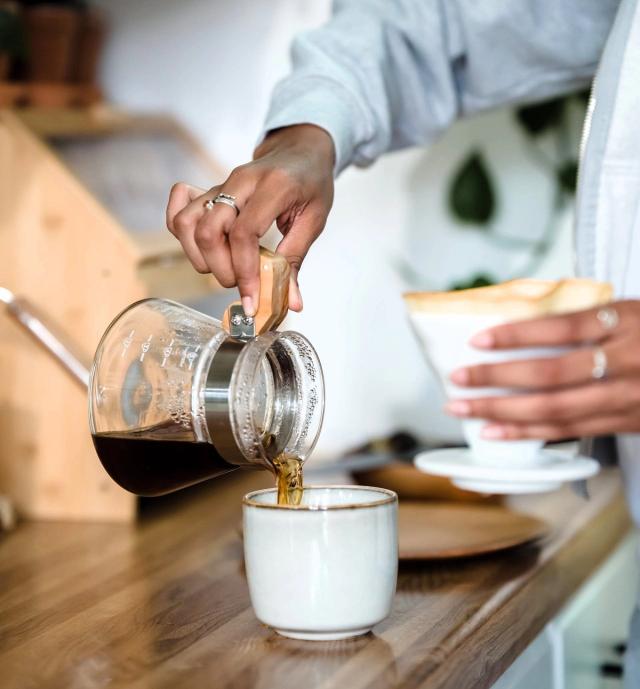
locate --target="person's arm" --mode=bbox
[166,124,335,315]
[167,0,620,314]
[263,0,619,174]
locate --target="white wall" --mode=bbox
[95,0,575,459]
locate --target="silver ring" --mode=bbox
[203,193,240,215]
[213,196,240,215]
[592,346,608,380]
[597,306,619,331]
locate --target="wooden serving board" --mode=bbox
[353,461,500,503]
[398,501,549,560]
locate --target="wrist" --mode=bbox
[254,124,335,168]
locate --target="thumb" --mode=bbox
[287,267,303,313]
[275,238,309,314]
[276,210,326,312]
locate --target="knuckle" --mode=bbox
[215,272,235,288]
[468,365,489,386]
[170,181,187,196]
[229,221,253,239]
[193,226,215,250]
[556,317,578,341]
[492,326,514,348]
[227,165,249,184]
[535,395,561,419]
[285,254,304,272]
[539,358,563,386]
[172,213,191,236]
[478,399,496,418]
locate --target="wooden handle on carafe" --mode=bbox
[222,248,290,335]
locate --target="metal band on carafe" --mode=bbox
[204,337,247,465]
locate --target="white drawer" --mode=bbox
[491,532,638,689]
[552,532,638,689]
[490,631,554,689]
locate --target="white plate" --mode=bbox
[414,447,600,495]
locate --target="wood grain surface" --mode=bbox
[398,502,549,560]
[0,110,224,521]
[0,468,630,689]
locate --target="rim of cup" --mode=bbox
[242,485,398,511]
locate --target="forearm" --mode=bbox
[262,0,459,175]
[254,124,335,169]
[262,0,618,176]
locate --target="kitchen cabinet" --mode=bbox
[491,631,554,689]
[491,533,638,689]
[554,532,637,689]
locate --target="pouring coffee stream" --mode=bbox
[89,248,324,503]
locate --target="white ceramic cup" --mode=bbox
[242,485,398,641]
[407,312,568,468]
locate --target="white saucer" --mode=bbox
[414,447,600,495]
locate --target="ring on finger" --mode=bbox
[204,192,240,216]
[214,196,240,215]
[592,346,608,380]
[597,305,619,331]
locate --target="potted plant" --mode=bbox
[0,3,26,81]
[73,4,104,86]
[21,0,83,82]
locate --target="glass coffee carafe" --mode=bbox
[89,253,324,496]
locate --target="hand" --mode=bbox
[444,300,640,441]
[166,124,335,315]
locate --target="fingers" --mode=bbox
[276,203,327,312]
[470,301,639,350]
[166,181,206,232]
[193,178,255,289]
[451,333,640,389]
[445,377,640,423]
[166,182,209,273]
[480,412,639,442]
[168,130,334,313]
[193,212,235,287]
[228,187,289,315]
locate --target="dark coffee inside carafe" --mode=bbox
[92,422,306,501]
[92,425,306,502]
[92,423,235,497]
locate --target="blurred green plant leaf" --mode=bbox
[557,160,578,194]
[575,87,592,105]
[515,98,565,136]
[448,151,495,225]
[450,274,496,291]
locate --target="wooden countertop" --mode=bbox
[0,468,630,689]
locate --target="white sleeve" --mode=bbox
[262,0,620,175]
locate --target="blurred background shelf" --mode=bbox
[0,107,224,523]
[0,81,101,108]
[14,103,128,136]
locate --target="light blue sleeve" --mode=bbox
[262,0,620,174]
